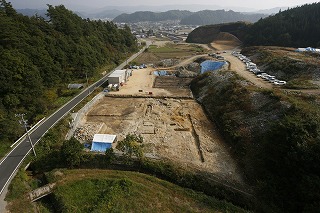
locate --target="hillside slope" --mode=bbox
[191,70,320,212]
[186,22,248,44]
[244,2,320,47]
[0,2,137,156]
[187,3,320,48]
[37,169,247,212]
[241,46,320,89]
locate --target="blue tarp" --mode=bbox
[200,61,226,74]
[154,70,175,76]
[91,142,112,152]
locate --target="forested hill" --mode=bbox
[113,9,266,24]
[0,1,137,152]
[244,2,320,47]
[113,10,192,23]
[186,22,248,44]
[180,10,267,25]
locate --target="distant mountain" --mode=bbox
[16,8,85,20]
[16,9,47,17]
[81,9,124,19]
[180,10,268,25]
[255,7,288,14]
[113,9,267,25]
[113,10,193,23]
[92,4,257,13]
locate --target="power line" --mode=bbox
[15,114,37,157]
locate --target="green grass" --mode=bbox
[46,169,248,213]
[149,43,205,54]
[149,45,183,53]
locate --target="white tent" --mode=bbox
[91,134,117,152]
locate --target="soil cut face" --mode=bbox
[210,32,242,51]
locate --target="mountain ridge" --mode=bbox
[113,9,267,24]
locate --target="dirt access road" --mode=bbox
[223,53,273,89]
[211,42,273,89]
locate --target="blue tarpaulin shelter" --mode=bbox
[91,134,116,152]
[200,61,226,74]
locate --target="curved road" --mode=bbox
[0,43,149,198]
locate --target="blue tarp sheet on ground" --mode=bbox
[154,70,175,76]
[200,61,226,74]
[91,142,112,152]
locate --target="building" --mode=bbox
[91,134,117,152]
[68,84,84,89]
[108,69,131,85]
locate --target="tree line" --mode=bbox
[244,2,320,47]
[0,0,137,153]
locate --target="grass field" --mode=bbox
[134,42,206,64]
[43,169,248,213]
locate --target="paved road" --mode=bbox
[0,43,149,198]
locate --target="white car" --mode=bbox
[274,80,287,85]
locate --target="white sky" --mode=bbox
[8,0,319,10]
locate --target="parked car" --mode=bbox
[274,80,287,85]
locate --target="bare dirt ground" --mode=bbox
[76,60,244,183]
[108,67,192,97]
[223,53,273,89]
[86,97,243,183]
[210,41,240,51]
[210,32,242,51]
[210,41,273,89]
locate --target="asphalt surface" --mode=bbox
[0,43,149,197]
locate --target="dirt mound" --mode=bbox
[215,32,242,44]
[186,22,247,44]
[210,32,242,50]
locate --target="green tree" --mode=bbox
[116,134,144,159]
[0,1,138,155]
[60,137,83,168]
[105,147,116,163]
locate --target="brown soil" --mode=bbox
[222,52,273,89]
[210,32,242,51]
[78,61,243,183]
[86,96,242,183]
[208,38,273,89]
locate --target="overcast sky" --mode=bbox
[8,0,319,10]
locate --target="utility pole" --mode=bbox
[85,71,90,95]
[15,114,37,157]
[126,51,128,73]
[85,71,89,87]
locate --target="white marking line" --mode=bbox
[10,117,46,148]
[0,143,33,195]
[0,118,47,166]
[0,89,94,195]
